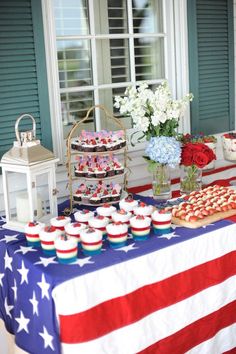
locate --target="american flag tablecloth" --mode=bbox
[0,196,236,354]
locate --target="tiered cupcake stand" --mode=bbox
[65,105,129,214]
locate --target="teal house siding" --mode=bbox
[188,0,234,134]
[0,0,52,160]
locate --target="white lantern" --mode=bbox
[0,114,59,231]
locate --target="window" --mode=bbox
[53,1,172,129]
[43,0,184,160]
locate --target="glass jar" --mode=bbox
[152,164,171,200]
[180,165,202,194]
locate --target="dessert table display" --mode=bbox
[0,195,236,354]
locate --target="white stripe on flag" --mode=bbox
[186,323,236,354]
[60,276,236,354]
[52,223,236,314]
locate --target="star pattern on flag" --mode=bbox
[171,224,183,230]
[11,279,17,301]
[15,311,30,334]
[39,326,55,351]
[17,261,29,284]
[4,298,14,319]
[0,199,229,354]
[34,257,57,267]
[72,257,94,267]
[0,216,6,223]
[29,291,39,316]
[37,274,50,300]
[157,231,181,240]
[115,243,139,253]
[4,251,13,271]
[201,223,215,229]
[15,246,38,255]
[0,273,4,287]
[0,234,19,243]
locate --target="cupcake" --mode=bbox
[24,221,45,247]
[74,165,86,178]
[89,192,101,205]
[80,228,103,255]
[105,165,115,177]
[88,215,109,238]
[106,222,128,248]
[87,167,96,179]
[130,215,151,241]
[39,226,61,255]
[100,189,110,204]
[96,203,116,219]
[82,139,97,152]
[133,202,154,217]
[111,209,131,226]
[114,161,124,175]
[73,184,87,202]
[50,216,71,231]
[81,190,92,204]
[119,195,138,213]
[110,183,122,202]
[64,222,86,244]
[95,166,106,179]
[96,138,106,152]
[151,209,172,235]
[74,209,94,225]
[55,235,78,264]
[71,138,81,151]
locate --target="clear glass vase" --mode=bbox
[152,164,171,200]
[180,165,202,195]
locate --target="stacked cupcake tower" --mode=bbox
[24,196,173,264]
[67,129,127,208]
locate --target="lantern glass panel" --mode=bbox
[5,171,31,223]
[35,172,52,219]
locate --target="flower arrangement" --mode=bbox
[114,81,193,142]
[181,132,217,144]
[145,136,181,169]
[180,143,216,194]
[144,136,181,199]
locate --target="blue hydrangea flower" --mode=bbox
[145,136,181,168]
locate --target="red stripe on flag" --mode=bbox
[59,251,236,344]
[137,300,236,354]
[223,348,236,354]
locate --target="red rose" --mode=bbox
[204,147,216,163]
[187,143,204,152]
[181,142,216,168]
[181,149,193,166]
[193,152,209,168]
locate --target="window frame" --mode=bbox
[42,0,191,162]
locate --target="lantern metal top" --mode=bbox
[1,114,56,166]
